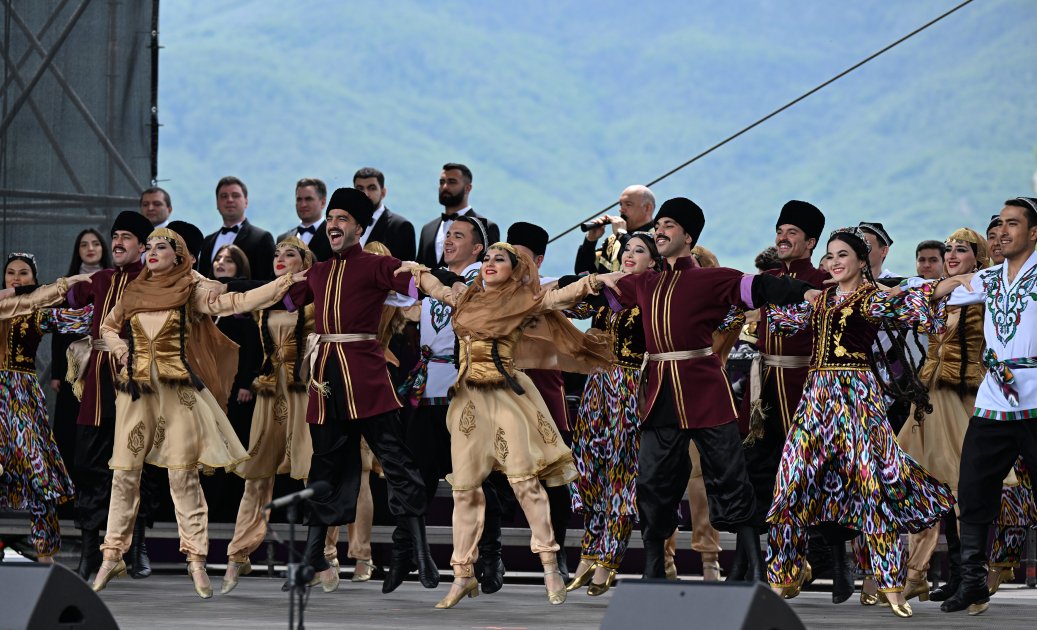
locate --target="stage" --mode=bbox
[90,571,1037,629]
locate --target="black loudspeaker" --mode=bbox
[0,563,119,629]
[601,580,805,630]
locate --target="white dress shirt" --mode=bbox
[211,220,245,260]
[359,206,386,249]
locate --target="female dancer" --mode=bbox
[221,236,317,593]
[0,253,92,563]
[51,230,111,488]
[764,228,955,618]
[90,228,302,598]
[896,228,987,601]
[399,243,616,608]
[566,233,659,595]
[988,458,1037,593]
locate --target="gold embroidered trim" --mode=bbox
[128,420,146,455]
[177,386,197,410]
[535,411,558,445]
[274,394,288,425]
[154,416,166,446]
[494,427,509,462]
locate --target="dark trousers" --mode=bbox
[742,402,787,531]
[637,385,756,542]
[74,422,162,530]
[958,416,1037,525]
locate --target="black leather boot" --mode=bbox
[725,538,749,582]
[736,526,766,583]
[381,522,416,593]
[475,511,505,594]
[76,529,102,580]
[940,521,991,613]
[930,515,961,602]
[830,541,854,604]
[127,518,151,579]
[642,538,666,579]
[404,516,440,589]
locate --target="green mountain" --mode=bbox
[157,0,1037,279]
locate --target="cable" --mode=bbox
[549,0,977,243]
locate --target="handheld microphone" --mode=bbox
[580,220,603,232]
[264,480,331,510]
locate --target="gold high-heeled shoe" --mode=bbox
[188,561,213,599]
[544,565,567,605]
[860,577,880,606]
[92,559,127,592]
[434,579,479,609]
[967,601,990,616]
[309,560,340,593]
[702,560,721,582]
[889,601,913,618]
[902,577,930,601]
[988,566,1015,594]
[587,566,617,597]
[221,558,252,594]
[352,559,376,583]
[664,556,678,581]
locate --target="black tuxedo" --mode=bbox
[199,218,277,280]
[278,221,333,262]
[364,207,416,261]
[417,208,499,269]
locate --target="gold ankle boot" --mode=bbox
[989,566,1015,594]
[188,561,213,599]
[221,558,252,594]
[889,600,913,618]
[92,559,127,592]
[434,579,479,609]
[902,577,930,601]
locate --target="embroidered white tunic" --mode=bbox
[948,250,1037,420]
[419,262,480,400]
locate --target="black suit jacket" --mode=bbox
[417,208,499,269]
[199,218,277,280]
[364,207,416,261]
[277,221,333,262]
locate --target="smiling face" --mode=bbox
[145,237,178,274]
[443,220,483,268]
[824,237,866,285]
[943,241,977,278]
[4,259,35,289]
[212,247,238,278]
[481,248,514,288]
[775,224,815,262]
[325,208,363,253]
[110,230,144,267]
[997,205,1037,260]
[79,232,104,266]
[654,217,692,259]
[987,222,1005,265]
[273,244,304,277]
[621,236,656,274]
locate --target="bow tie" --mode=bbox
[296,225,316,235]
[220,225,240,235]
[442,212,469,222]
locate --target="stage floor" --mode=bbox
[92,572,1037,629]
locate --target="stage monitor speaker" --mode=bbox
[0,562,119,629]
[601,580,804,630]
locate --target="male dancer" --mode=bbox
[610,197,814,581]
[939,197,1037,614]
[285,188,438,592]
[734,202,850,597]
[401,214,510,593]
[65,211,158,580]
[509,221,575,580]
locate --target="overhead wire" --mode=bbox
[549,0,977,243]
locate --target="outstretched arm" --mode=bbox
[194,271,303,316]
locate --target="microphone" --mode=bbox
[264,480,331,510]
[580,220,603,232]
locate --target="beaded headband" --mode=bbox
[489,242,517,255]
[828,227,872,254]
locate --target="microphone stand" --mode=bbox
[267,501,313,630]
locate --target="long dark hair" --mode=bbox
[626,231,664,271]
[212,244,251,280]
[827,230,931,421]
[66,228,113,276]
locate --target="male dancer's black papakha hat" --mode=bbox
[655,197,705,245]
[776,200,825,240]
[112,210,154,244]
[506,221,549,256]
[327,187,375,228]
[167,220,205,261]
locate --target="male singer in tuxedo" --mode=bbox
[278,177,333,262]
[354,167,417,262]
[199,176,277,279]
[416,163,499,268]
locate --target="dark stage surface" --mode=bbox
[89,571,1036,629]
